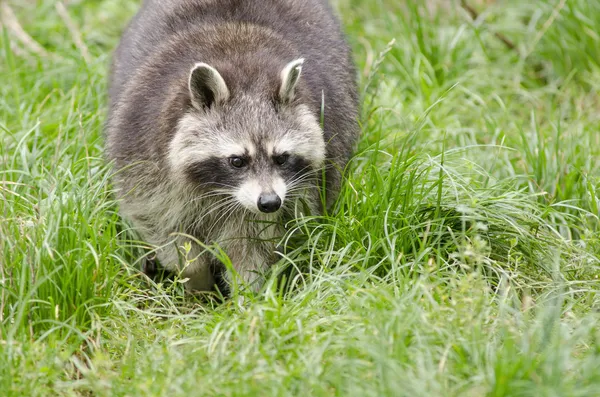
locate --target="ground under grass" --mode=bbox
[1,0,599,395]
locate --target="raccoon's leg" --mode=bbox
[210,259,231,297]
[153,235,216,292]
[142,254,176,282]
[218,240,277,293]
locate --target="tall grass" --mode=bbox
[0,0,599,395]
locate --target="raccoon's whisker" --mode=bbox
[189,205,228,233]
[190,202,238,236]
[287,167,326,183]
[281,199,310,218]
[184,184,226,199]
[287,173,316,184]
[316,161,340,169]
[196,196,235,219]
[286,176,320,190]
[186,190,231,205]
[202,182,238,190]
[287,184,305,193]
[289,162,336,183]
[219,203,245,236]
[285,195,313,205]
[186,192,221,205]
[287,165,321,181]
[188,196,237,232]
[286,188,313,197]
[201,195,237,216]
[205,200,242,237]
[184,193,229,211]
[288,173,321,184]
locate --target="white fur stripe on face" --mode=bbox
[273,177,287,205]
[169,113,250,177]
[235,179,262,212]
[272,104,325,165]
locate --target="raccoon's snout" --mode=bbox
[235,178,286,214]
[257,193,282,213]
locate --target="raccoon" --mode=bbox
[105,0,359,293]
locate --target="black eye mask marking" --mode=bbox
[273,153,289,166]
[185,156,245,189]
[184,154,314,192]
[279,155,313,182]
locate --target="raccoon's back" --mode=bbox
[108,0,356,106]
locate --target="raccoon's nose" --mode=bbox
[257,193,282,213]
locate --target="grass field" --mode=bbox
[1,0,599,395]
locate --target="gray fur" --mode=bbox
[105,0,359,293]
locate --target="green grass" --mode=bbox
[1,0,599,395]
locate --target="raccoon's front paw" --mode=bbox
[142,255,159,278]
[142,255,174,282]
[211,262,231,297]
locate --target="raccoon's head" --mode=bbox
[168,58,325,215]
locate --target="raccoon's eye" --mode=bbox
[229,156,246,168]
[274,153,289,166]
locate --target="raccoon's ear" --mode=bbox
[188,63,230,109]
[279,58,304,104]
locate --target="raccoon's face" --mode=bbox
[168,59,325,215]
